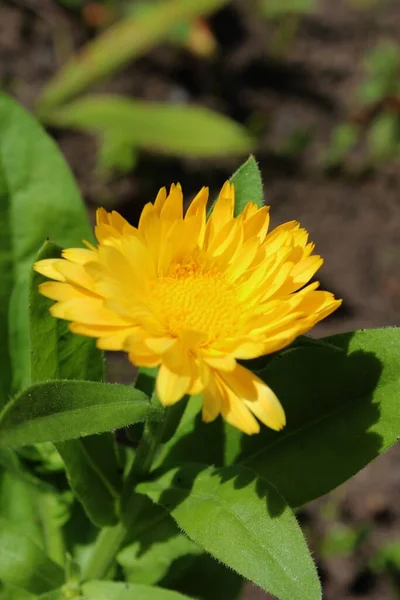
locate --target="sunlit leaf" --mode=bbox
[44,96,253,157]
[139,463,321,600]
[37,0,230,110]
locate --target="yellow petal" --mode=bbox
[160,183,183,220]
[39,281,97,302]
[51,298,130,326]
[219,363,285,431]
[34,259,66,282]
[153,186,168,212]
[156,363,191,406]
[220,387,260,435]
[62,248,96,265]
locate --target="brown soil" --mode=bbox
[1,0,400,598]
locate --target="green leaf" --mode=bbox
[37,0,230,110]
[0,459,72,565]
[324,123,359,167]
[0,93,92,397]
[165,552,244,600]
[0,380,161,447]
[230,155,263,215]
[82,581,194,599]
[367,111,400,160]
[36,592,66,600]
[0,584,36,600]
[44,96,253,158]
[0,469,45,547]
[57,439,120,528]
[138,463,321,600]
[262,0,316,17]
[0,517,64,594]
[232,328,400,508]
[117,496,201,585]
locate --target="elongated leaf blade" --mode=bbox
[231,328,400,507]
[0,517,63,594]
[0,380,161,447]
[138,463,321,600]
[0,93,92,396]
[37,0,230,110]
[82,581,196,599]
[45,96,252,157]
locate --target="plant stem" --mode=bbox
[38,492,65,566]
[83,417,165,581]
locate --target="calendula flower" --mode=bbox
[34,182,341,434]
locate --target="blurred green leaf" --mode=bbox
[367,111,400,160]
[320,524,365,559]
[0,455,69,565]
[229,328,400,508]
[44,96,253,157]
[0,584,36,600]
[98,132,138,175]
[139,463,321,599]
[371,540,400,573]
[359,42,400,104]
[324,123,359,167]
[0,93,92,398]
[37,0,230,110]
[262,0,317,18]
[36,592,66,600]
[82,581,194,599]
[0,380,160,447]
[0,517,64,594]
[0,469,45,547]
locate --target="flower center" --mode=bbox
[150,261,242,341]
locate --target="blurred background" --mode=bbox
[1,0,400,598]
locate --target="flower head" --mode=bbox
[34,182,341,434]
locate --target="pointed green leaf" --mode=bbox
[0,517,64,594]
[0,380,161,447]
[138,463,321,600]
[44,96,252,158]
[0,93,92,398]
[82,581,195,600]
[230,155,264,214]
[37,0,230,110]
[230,328,400,507]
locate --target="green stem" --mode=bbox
[83,522,126,581]
[38,492,65,566]
[83,417,165,581]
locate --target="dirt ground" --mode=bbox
[1,0,400,598]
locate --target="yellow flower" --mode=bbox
[34,182,341,435]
